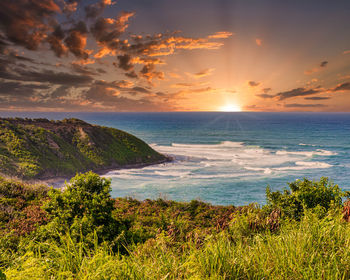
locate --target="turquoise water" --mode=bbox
[1,111,350,205]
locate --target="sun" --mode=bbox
[219,103,242,112]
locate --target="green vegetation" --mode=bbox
[1,174,350,279]
[0,118,168,179]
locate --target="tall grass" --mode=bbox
[3,211,350,279]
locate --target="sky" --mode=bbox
[0,0,350,112]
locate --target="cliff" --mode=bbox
[0,117,168,179]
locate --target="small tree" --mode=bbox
[266,177,346,220]
[43,172,125,246]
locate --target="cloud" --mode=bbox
[139,63,164,82]
[83,82,174,111]
[284,103,327,108]
[276,87,321,100]
[187,68,215,79]
[256,93,274,99]
[0,81,51,98]
[304,61,329,75]
[0,1,233,85]
[91,12,135,58]
[208,31,233,39]
[173,86,217,98]
[255,38,262,46]
[320,61,328,68]
[124,31,229,59]
[262,88,271,93]
[0,63,93,85]
[0,0,236,110]
[248,81,260,87]
[171,82,208,88]
[331,82,350,92]
[304,96,330,100]
[131,86,151,93]
[117,54,134,71]
[64,21,90,59]
[71,63,99,76]
[343,50,350,55]
[0,0,60,50]
[85,0,114,19]
[47,25,68,57]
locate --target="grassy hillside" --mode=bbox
[0,118,168,179]
[0,173,350,279]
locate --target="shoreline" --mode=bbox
[25,156,173,188]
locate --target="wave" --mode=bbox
[299,143,317,147]
[276,149,337,157]
[107,141,337,182]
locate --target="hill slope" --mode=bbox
[0,118,168,179]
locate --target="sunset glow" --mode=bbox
[0,1,349,112]
[219,103,242,112]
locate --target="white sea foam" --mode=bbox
[299,143,317,147]
[276,149,337,157]
[108,142,335,182]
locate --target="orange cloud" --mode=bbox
[255,38,262,46]
[208,31,233,39]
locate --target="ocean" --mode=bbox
[1,111,349,205]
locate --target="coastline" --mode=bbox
[33,156,173,188]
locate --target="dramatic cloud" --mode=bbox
[117,54,134,71]
[139,64,165,82]
[0,81,51,98]
[91,12,135,58]
[64,21,90,59]
[85,0,114,19]
[47,25,68,57]
[83,82,174,111]
[0,0,60,50]
[0,64,93,86]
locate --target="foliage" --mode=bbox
[1,174,350,279]
[265,177,346,220]
[41,172,127,248]
[0,118,167,179]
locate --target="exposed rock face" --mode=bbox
[0,118,169,179]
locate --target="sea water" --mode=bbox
[1,111,349,205]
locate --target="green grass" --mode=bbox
[2,212,350,279]
[0,174,350,279]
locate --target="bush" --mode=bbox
[41,172,127,248]
[265,177,346,220]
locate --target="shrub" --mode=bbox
[41,172,127,248]
[266,177,346,220]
